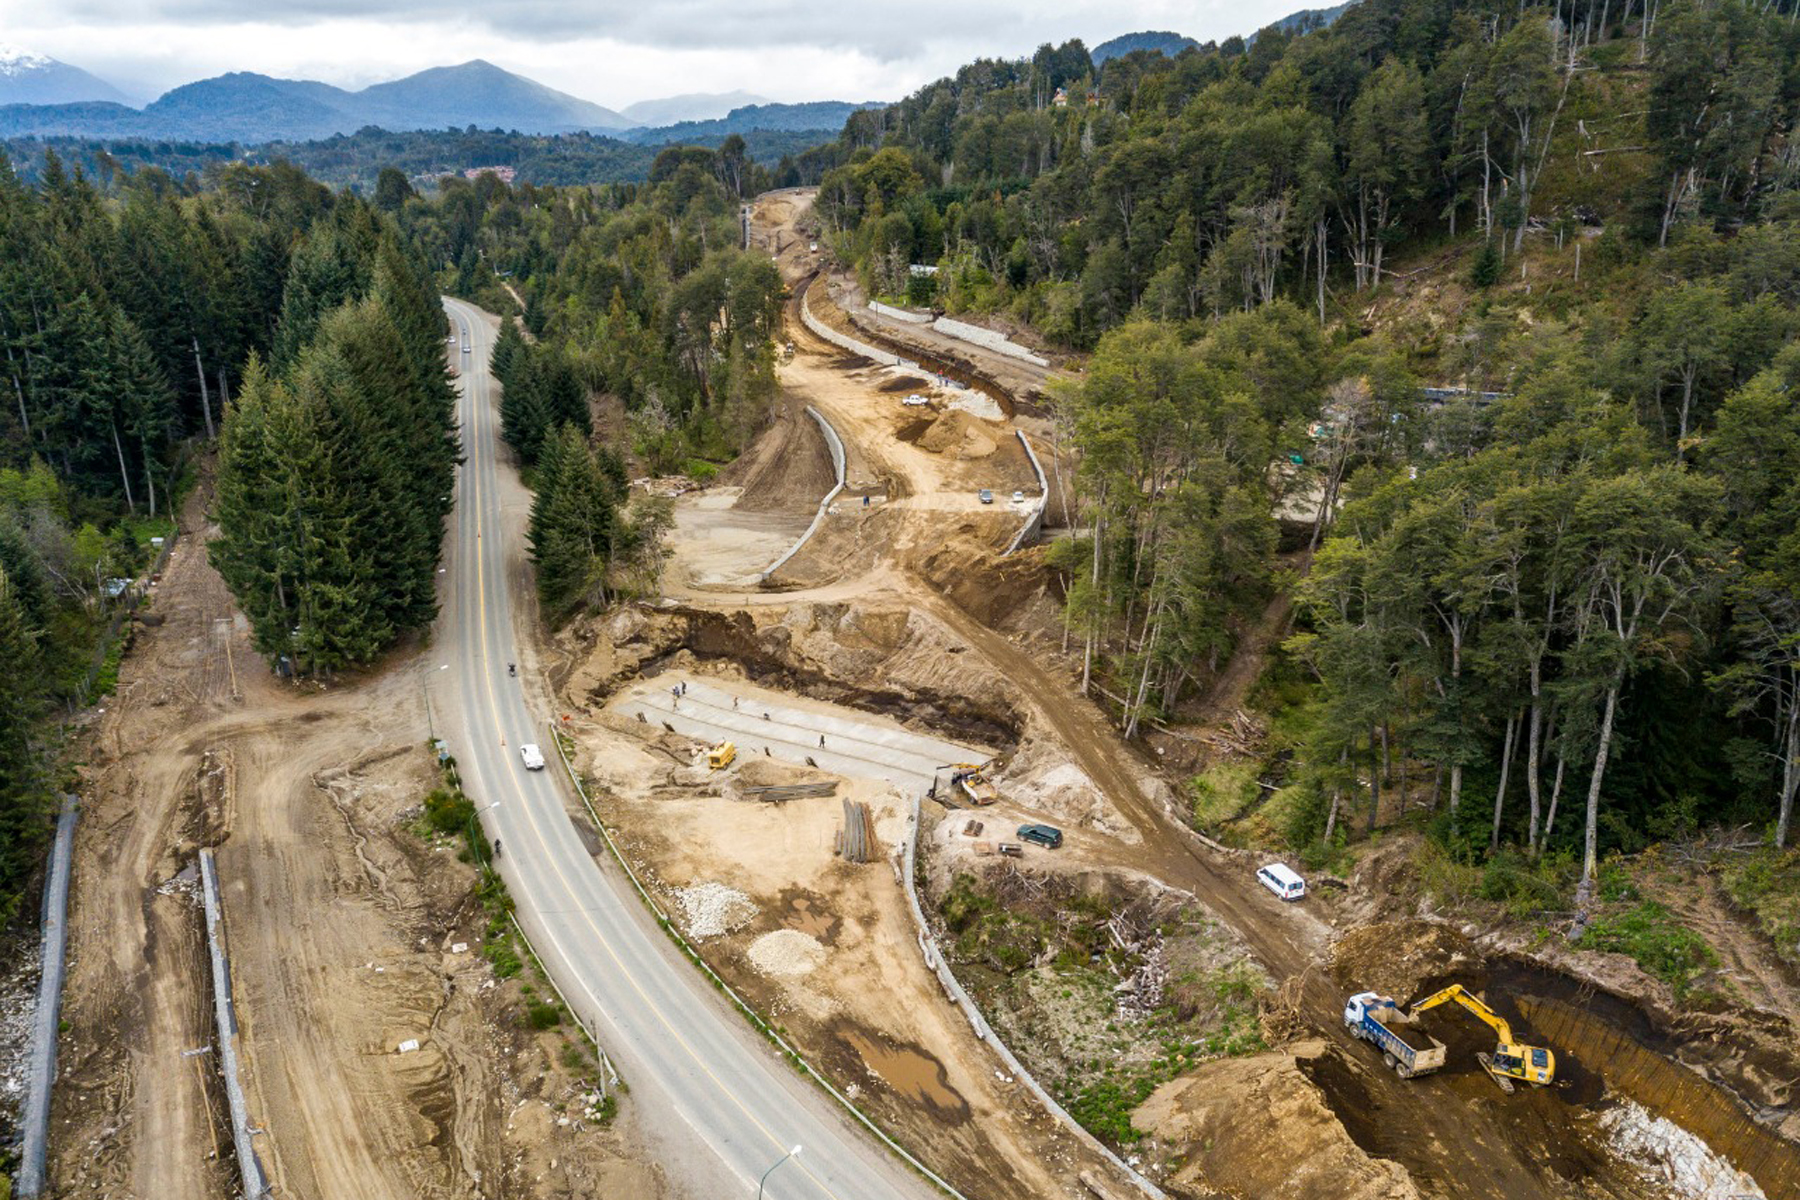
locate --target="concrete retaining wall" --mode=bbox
[15,795,78,1198]
[898,796,1170,1200]
[801,284,914,369]
[199,849,271,1200]
[869,300,933,324]
[1003,431,1050,556]
[760,406,848,581]
[931,317,1050,368]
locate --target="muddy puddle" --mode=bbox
[838,1025,969,1120]
[780,890,839,942]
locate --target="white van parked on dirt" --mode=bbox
[1257,862,1306,901]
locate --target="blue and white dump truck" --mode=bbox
[1344,992,1447,1079]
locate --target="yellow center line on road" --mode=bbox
[449,302,857,1200]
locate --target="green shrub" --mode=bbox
[1064,1075,1157,1145]
[940,873,995,932]
[1579,902,1716,995]
[1478,850,1572,915]
[485,941,522,979]
[524,999,563,1030]
[424,786,475,834]
[1722,849,1800,968]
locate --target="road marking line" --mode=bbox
[447,302,865,1200]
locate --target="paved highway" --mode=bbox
[433,298,932,1200]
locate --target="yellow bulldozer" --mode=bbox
[1409,984,1555,1093]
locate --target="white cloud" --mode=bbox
[0,0,1300,107]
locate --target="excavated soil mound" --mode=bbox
[918,409,998,458]
[562,601,1025,748]
[721,401,836,515]
[726,756,833,789]
[916,535,1059,631]
[1331,920,1482,1000]
[1134,1040,1420,1200]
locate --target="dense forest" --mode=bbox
[792,0,1800,888]
[0,152,337,915]
[3,125,836,194]
[208,212,457,675]
[392,141,783,611]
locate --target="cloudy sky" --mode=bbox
[2,0,1300,107]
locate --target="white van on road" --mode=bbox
[1257,862,1306,901]
[519,744,546,771]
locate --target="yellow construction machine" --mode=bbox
[1409,984,1555,1093]
[707,741,737,770]
[949,763,998,805]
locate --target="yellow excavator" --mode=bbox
[1409,984,1555,1093]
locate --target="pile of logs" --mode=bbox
[836,799,876,863]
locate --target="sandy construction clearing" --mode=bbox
[565,681,1120,1200]
[47,473,662,1200]
[617,673,987,794]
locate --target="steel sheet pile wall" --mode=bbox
[1521,996,1800,1200]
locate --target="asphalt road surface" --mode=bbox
[434,298,932,1200]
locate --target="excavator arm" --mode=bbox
[1409,985,1556,1088]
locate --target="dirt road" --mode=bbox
[741,188,1685,1200]
[49,473,658,1197]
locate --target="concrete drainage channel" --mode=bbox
[19,817,272,1200]
[198,848,271,1199]
[1003,430,1049,557]
[897,796,1170,1200]
[14,796,77,1198]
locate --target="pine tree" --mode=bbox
[211,357,295,657]
[0,564,50,916]
[492,316,525,383]
[528,423,622,613]
[108,312,178,516]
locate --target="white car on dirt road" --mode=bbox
[902,393,930,406]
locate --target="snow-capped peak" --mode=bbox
[0,44,54,78]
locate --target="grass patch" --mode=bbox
[1722,848,1800,969]
[1190,761,1261,831]
[1579,901,1718,996]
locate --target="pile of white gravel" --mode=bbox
[673,881,758,940]
[747,929,826,977]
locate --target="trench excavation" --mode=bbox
[566,587,1800,1199]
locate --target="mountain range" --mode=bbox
[0,44,131,106]
[619,91,770,127]
[0,55,861,146]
